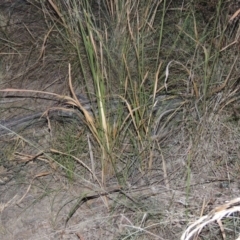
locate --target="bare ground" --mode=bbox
[0,110,239,240]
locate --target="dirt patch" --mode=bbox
[0,113,239,239]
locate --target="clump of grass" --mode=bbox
[1,0,240,238]
[31,0,171,184]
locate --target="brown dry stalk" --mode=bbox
[46,0,66,26]
[229,8,240,22]
[181,197,240,240]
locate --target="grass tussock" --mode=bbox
[0,0,239,239]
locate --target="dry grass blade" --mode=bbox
[68,64,94,124]
[117,95,142,142]
[0,86,94,131]
[46,0,66,26]
[181,198,240,240]
[0,88,63,99]
[37,25,54,61]
[229,8,240,22]
[67,64,103,148]
[0,195,18,213]
[14,152,43,163]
